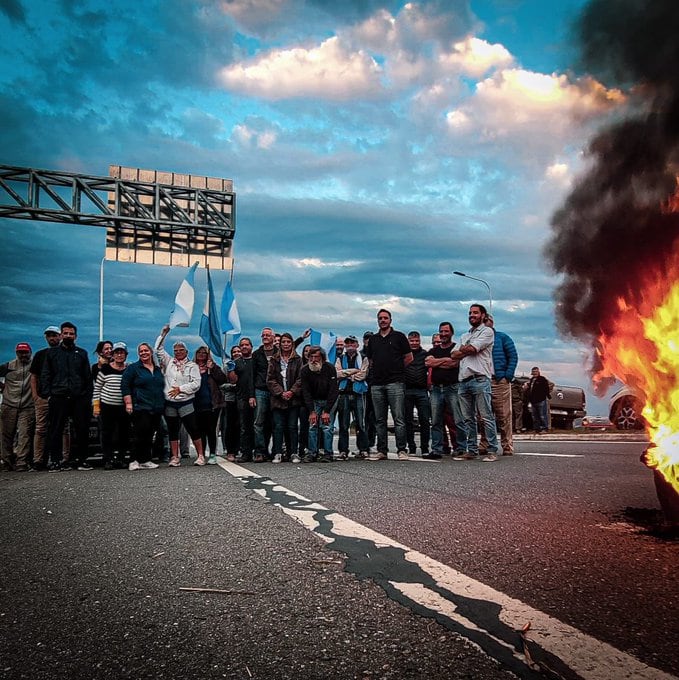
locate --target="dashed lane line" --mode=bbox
[216,459,675,680]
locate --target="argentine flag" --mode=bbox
[199,268,223,359]
[168,262,199,328]
[220,279,241,336]
[310,328,337,364]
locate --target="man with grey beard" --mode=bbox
[300,346,338,463]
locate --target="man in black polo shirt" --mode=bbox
[365,309,413,461]
[425,321,466,457]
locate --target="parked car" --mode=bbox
[608,385,646,430]
[514,377,586,430]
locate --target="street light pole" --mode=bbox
[453,271,492,312]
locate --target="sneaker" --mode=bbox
[502,450,514,456]
[482,454,498,462]
[453,453,478,461]
[226,454,236,462]
[194,456,206,466]
[320,452,333,463]
[207,455,218,465]
[47,462,62,473]
[77,462,94,471]
[272,454,282,464]
[302,453,316,463]
[140,461,159,469]
[168,457,181,467]
[368,452,387,461]
[129,460,141,471]
[336,451,349,461]
[104,461,113,470]
[354,450,368,460]
[397,450,409,460]
[253,454,265,463]
[235,454,250,463]
[291,453,302,464]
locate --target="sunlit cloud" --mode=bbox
[218,36,383,100]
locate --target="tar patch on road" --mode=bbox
[224,465,675,680]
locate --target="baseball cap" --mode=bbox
[363,331,374,339]
[44,325,60,334]
[112,342,128,353]
[345,335,359,343]
[16,342,31,352]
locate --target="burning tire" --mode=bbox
[612,395,645,430]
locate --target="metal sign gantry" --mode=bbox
[0,164,235,268]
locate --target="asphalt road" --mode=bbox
[1,437,677,680]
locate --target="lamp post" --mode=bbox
[453,271,492,313]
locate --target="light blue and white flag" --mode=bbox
[199,268,223,358]
[168,262,199,328]
[220,279,241,336]
[310,328,337,364]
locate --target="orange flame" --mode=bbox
[594,244,679,491]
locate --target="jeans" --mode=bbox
[404,388,431,453]
[237,399,255,456]
[337,393,369,453]
[430,384,466,454]
[254,388,272,455]
[458,376,498,455]
[307,400,334,455]
[531,400,549,432]
[272,406,299,456]
[371,382,407,453]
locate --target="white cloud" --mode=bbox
[218,36,383,100]
[290,257,363,269]
[439,37,513,79]
[232,123,278,149]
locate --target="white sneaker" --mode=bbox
[128,460,141,471]
[140,461,159,469]
[272,454,282,464]
[207,455,218,465]
[290,454,301,464]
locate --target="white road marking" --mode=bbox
[216,459,675,680]
[517,452,584,458]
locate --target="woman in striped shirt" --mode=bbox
[93,342,130,469]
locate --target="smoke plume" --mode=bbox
[546,0,679,390]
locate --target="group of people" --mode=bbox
[0,306,553,472]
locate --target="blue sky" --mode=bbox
[0,0,629,413]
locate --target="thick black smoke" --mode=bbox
[546,0,679,383]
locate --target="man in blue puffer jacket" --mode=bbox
[480,314,518,455]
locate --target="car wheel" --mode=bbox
[613,397,645,430]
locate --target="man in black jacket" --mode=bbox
[40,321,92,471]
[300,346,338,463]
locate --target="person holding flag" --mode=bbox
[155,325,205,467]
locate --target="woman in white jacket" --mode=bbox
[154,325,206,467]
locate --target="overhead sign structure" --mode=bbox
[0,163,236,269]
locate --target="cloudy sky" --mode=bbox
[0,0,630,413]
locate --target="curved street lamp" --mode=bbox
[453,271,492,312]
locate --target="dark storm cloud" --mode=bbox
[0,0,25,22]
[546,0,679,378]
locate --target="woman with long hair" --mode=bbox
[266,332,303,464]
[121,342,165,470]
[193,345,227,465]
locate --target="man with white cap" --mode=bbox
[0,342,35,471]
[29,326,62,470]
